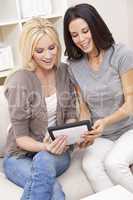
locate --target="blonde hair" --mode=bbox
[20,17,61,71]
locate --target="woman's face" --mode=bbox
[33,34,58,70]
[69,18,95,54]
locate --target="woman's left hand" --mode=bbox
[77,118,107,148]
[92,118,107,136]
[76,132,95,148]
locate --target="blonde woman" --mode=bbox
[3,18,77,200]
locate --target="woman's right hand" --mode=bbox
[43,135,68,155]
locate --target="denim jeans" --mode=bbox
[3,151,71,200]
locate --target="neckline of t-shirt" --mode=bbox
[84,47,112,78]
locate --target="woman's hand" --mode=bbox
[92,118,107,136]
[76,118,107,148]
[76,132,95,148]
[43,135,69,155]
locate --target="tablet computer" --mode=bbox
[48,120,92,145]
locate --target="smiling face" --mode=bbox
[32,34,58,71]
[69,18,96,56]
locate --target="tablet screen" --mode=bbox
[48,120,92,145]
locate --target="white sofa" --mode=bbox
[0,86,93,200]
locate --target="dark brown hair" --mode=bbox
[64,3,115,60]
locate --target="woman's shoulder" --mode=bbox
[109,43,133,73]
[5,69,34,86]
[69,57,85,67]
[56,62,70,80]
[58,61,84,74]
[58,62,68,70]
[4,69,36,99]
[111,43,133,59]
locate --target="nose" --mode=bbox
[43,50,52,59]
[78,34,85,42]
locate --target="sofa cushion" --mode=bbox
[0,158,3,173]
[58,149,93,200]
[0,150,93,200]
[0,172,22,199]
[0,86,10,157]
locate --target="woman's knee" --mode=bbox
[104,131,133,176]
[33,151,55,172]
[33,151,52,162]
[104,154,127,177]
[82,154,103,176]
[32,151,70,176]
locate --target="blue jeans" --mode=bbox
[3,151,71,200]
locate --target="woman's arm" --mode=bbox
[16,136,46,152]
[16,135,68,155]
[91,69,133,135]
[75,85,91,121]
[102,69,133,126]
[65,118,77,123]
[80,69,133,145]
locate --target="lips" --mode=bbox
[82,44,89,49]
[42,59,52,64]
[80,44,89,50]
[80,41,90,49]
[80,40,92,51]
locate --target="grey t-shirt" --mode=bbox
[69,43,133,140]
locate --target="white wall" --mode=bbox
[67,0,133,49]
[127,0,133,48]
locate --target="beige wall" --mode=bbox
[67,0,133,49]
[127,0,133,48]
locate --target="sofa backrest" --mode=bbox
[0,86,10,157]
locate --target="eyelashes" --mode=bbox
[34,45,56,54]
[71,29,89,38]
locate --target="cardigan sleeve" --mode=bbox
[59,63,77,122]
[4,71,32,138]
[64,75,77,121]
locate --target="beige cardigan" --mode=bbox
[4,63,77,156]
